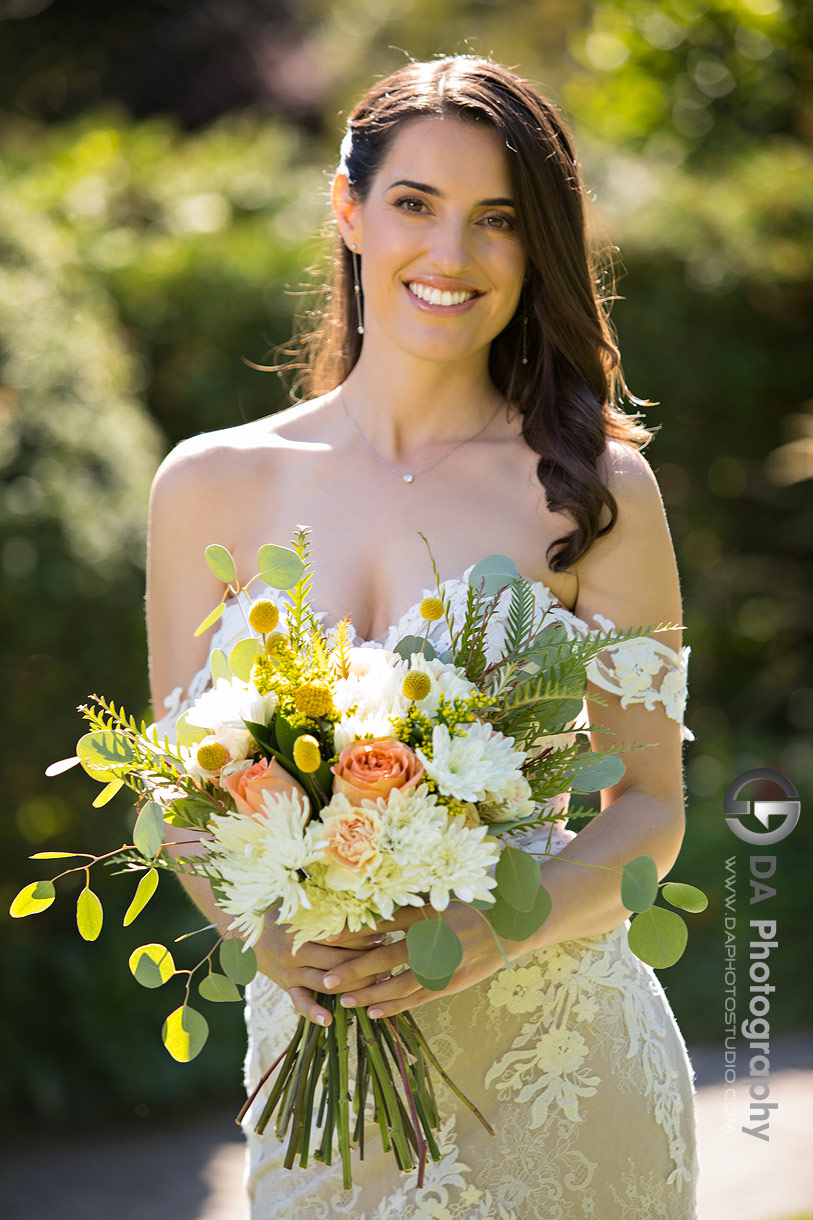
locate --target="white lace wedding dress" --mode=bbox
[163,569,698,1219]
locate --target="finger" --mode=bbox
[287,986,332,1026]
[337,969,421,1011]
[373,905,432,934]
[287,941,383,972]
[321,942,407,991]
[322,929,386,950]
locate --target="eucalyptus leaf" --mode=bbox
[133,801,165,860]
[568,753,626,794]
[627,906,688,968]
[123,868,159,926]
[494,845,541,913]
[77,729,135,782]
[468,554,519,596]
[393,635,437,662]
[92,779,124,808]
[204,543,237,584]
[621,855,660,913]
[162,1005,209,1062]
[662,882,709,914]
[257,544,305,590]
[175,712,208,748]
[210,647,230,683]
[407,918,463,991]
[29,851,83,860]
[199,972,243,1003]
[194,602,225,638]
[129,943,176,988]
[229,637,261,681]
[486,885,552,941]
[9,880,56,918]
[220,937,257,986]
[76,887,103,941]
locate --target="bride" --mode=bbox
[147,56,698,1219]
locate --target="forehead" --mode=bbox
[371,115,513,196]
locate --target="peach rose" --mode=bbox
[331,737,424,806]
[221,757,306,818]
[322,804,381,875]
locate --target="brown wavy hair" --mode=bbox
[283,56,654,572]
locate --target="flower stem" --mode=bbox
[403,1012,495,1136]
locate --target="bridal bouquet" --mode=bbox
[11,528,706,1188]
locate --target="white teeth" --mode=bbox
[407,281,476,306]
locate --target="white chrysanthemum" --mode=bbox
[417,722,526,803]
[185,674,278,733]
[479,775,536,824]
[207,788,319,948]
[287,862,380,951]
[332,648,409,751]
[421,819,500,911]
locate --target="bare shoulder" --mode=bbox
[598,440,663,505]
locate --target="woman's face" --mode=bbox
[335,115,527,366]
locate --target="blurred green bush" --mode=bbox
[1,83,810,1125]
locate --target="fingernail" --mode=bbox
[316,1013,329,1025]
[340,995,356,1007]
[368,1007,383,1019]
[323,974,340,989]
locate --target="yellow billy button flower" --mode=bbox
[249,599,280,634]
[196,741,228,771]
[263,631,289,657]
[293,734,321,773]
[419,596,444,622]
[293,681,334,718]
[402,670,432,701]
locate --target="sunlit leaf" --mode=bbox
[76,886,103,941]
[407,918,462,990]
[621,856,659,913]
[229,637,261,681]
[129,943,176,988]
[219,937,257,985]
[10,880,56,918]
[662,882,709,914]
[29,851,83,860]
[205,543,237,584]
[486,885,552,941]
[175,711,208,748]
[198,971,243,1003]
[92,779,124,808]
[45,756,81,777]
[194,601,225,637]
[210,647,230,683]
[468,554,519,595]
[76,729,135,782]
[133,801,165,859]
[494,845,540,912]
[123,869,159,926]
[162,1005,209,1062]
[627,907,688,968]
[257,544,304,590]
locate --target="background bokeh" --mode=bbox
[2,0,811,1132]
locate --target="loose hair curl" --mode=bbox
[288,56,654,572]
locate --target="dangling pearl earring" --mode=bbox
[350,244,364,336]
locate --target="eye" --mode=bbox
[392,195,430,214]
[480,213,517,231]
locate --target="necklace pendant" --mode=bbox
[403,473,414,484]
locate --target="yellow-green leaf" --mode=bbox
[123,869,159,927]
[204,544,237,584]
[133,801,165,859]
[194,601,225,637]
[92,779,124,808]
[76,729,135,782]
[228,637,261,681]
[76,887,103,941]
[162,1005,209,1062]
[129,943,176,988]
[29,852,83,860]
[175,711,208,748]
[10,880,56,918]
[198,972,242,1003]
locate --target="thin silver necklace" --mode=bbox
[338,386,502,484]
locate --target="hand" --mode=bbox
[254,920,387,1026]
[319,902,515,1019]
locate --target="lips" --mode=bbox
[406,280,481,307]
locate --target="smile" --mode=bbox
[406,281,480,307]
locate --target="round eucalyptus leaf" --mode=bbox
[229,637,261,682]
[468,554,519,596]
[76,887,103,941]
[621,855,659,913]
[662,882,709,914]
[204,544,237,584]
[627,907,688,969]
[407,918,462,991]
[129,943,176,988]
[10,880,56,918]
[494,845,540,912]
[257,544,304,590]
[162,1005,209,1062]
[568,753,626,794]
[486,885,552,941]
[199,972,243,1003]
[77,729,135,782]
[175,711,208,748]
[133,801,165,860]
[220,937,257,985]
[210,648,231,683]
[393,635,437,662]
[123,869,160,927]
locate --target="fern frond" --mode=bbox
[331,617,353,679]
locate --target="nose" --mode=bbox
[427,215,472,275]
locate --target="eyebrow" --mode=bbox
[386,178,515,207]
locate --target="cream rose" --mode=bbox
[322,802,381,876]
[222,757,306,818]
[331,737,424,806]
